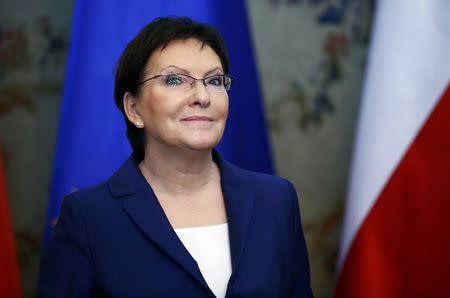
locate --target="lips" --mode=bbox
[181,116,213,121]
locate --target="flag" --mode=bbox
[336,1,450,297]
[43,0,273,246]
[0,150,22,297]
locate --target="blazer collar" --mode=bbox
[108,150,255,292]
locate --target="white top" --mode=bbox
[174,223,232,298]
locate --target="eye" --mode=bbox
[163,74,185,86]
[205,75,224,87]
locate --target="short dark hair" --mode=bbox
[114,16,230,162]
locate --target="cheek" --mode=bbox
[217,96,229,120]
[140,91,184,123]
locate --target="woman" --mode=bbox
[39,17,313,298]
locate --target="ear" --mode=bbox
[123,92,144,128]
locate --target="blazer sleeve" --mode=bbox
[286,180,314,297]
[38,193,94,298]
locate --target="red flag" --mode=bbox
[0,151,22,297]
[336,1,450,297]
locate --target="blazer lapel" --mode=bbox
[108,152,256,293]
[108,155,211,293]
[213,152,256,275]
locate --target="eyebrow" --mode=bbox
[204,67,224,76]
[159,65,224,76]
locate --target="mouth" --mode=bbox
[181,116,213,122]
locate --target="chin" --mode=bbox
[183,136,221,152]
[180,130,223,150]
[186,141,217,152]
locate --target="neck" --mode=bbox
[139,143,218,197]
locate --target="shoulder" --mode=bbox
[221,158,299,211]
[65,181,111,205]
[60,180,120,227]
[224,157,296,192]
[62,154,138,210]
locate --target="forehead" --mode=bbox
[146,38,223,74]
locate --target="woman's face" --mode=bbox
[136,38,229,153]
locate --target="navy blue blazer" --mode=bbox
[39,152,313,297]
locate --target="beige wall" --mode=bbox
[246,1,373,296]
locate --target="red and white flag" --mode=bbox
[336,1,450,297]
[0,150,22,297]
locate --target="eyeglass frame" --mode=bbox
[139,73,234,91]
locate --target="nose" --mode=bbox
[189,79,210,107]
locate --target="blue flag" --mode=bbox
[44,0,273,245]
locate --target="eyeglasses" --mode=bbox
[140,73,234,92]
